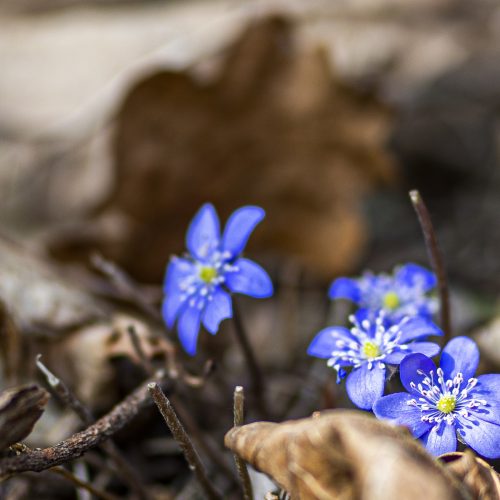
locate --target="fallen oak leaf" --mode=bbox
[225,410,467,500]
[440,451,500,500]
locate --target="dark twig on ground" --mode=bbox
[232,386,253,500]
[0,371,170,477]
[410,190,452,342]
[50,466,120,500]
[90,252,162,322]
[148,382,222,500]
[232,299,269,418]
[36,355,151,500]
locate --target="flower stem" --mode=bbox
[231,300,269,418]
[232,386,253,500]
[409,190,452,342]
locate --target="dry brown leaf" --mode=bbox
[440,451,500,500]
[52,15,395,282]
[0,384,49,450]
[225,410,467,500]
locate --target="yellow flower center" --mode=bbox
[362,341,381,359]
[437,394,456,414]
[199,266,217,283]
[383,291,400,310]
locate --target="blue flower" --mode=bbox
[162,203,273,355]
[329,263,438,324]
[307,310,443,410]
[374,337,500,458]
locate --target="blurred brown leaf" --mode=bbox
[225,410,466,500]
[52,15,395,282]
[440,451,500,500]
[0,384,49,450]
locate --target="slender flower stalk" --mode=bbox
[409,189,451,341]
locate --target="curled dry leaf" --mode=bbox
[225,410,466,500]
[440,451,500,500]
[0,236,105,336]
[0,384,49,450]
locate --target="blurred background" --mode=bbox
[1,0,500,497]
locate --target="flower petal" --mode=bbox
[328,277,361,303]
[202,288,232,334]
[400,353,437,395]
[163,257,195,294]
[421,422,457,456]
[346,363,386,410]
[162,292,184,328]
[221,206,265,257]
[225,258,273,298]
[396,263,436,292]
[456,416,500,459]
[177,305,202,356]
[384,341,440,365]
[397,317,443,344]
[307,326,355,359]
[440,336,479,381]
[373,392,431,437]
[186,203,221,260]
[469,374,500,425]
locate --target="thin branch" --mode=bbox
[126,325,154,375]
[0,371,170,477]
[50,466,119,500]
[232,300,268,418]
[36,355,151,500]
[409,190,452,341]
[232,386,253,500]
[148,382,221,500]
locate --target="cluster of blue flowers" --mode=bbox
[163,203,500,460]
[309,265,500,458]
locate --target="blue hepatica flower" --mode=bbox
[308,310,443,410]
[329,263,438,324]
[374,337,500,458]
[163,203,273,355]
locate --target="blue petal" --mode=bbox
[307,326,355,359]
[400,353,437,395]
[373,393,431,437]
[163,257,195,294]
[397,317,443,344]
[186,204,221,260]
[225,258,273,298]
[421,422,457,456]
[346,363,386,410]
[162,292,184,328]
[396,263,436,292]
[440,336,479,381]
[456,416,500,459]
[202,288,232,334]
[383,342,440,365]
[221,206,265,257]
[177,305,202,356]
[469,374,500,425]
[328,277,361,303]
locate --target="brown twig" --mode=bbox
[36,355,151,500]
[50,466,119,500]
[0,371,170,477]
[126,325,155,375]
[232,300,268,418]
[409,190,452,341]
[148,382,221,500]
[232,386,253,500]
[90,253,161,321]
